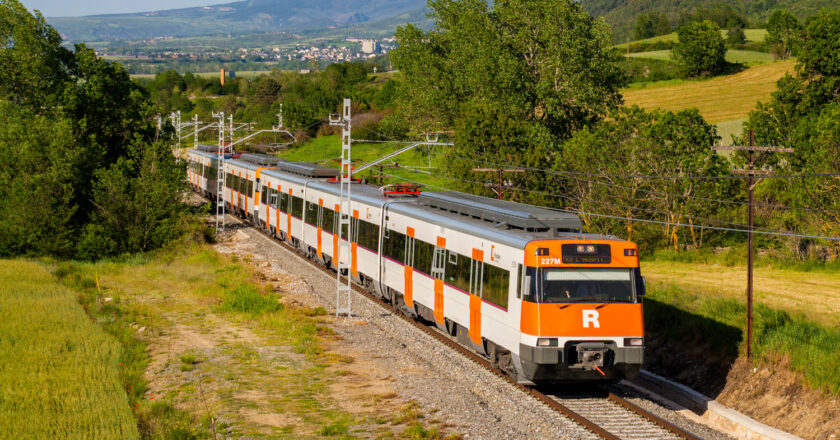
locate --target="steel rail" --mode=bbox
[204,197,704,440]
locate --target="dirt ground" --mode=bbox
[716,357,840,440]
[128,247,453,438]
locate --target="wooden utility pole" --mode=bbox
[471,168,525,199]
[713,130,793,360]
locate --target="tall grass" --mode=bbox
[0,260,139,439]
[647,283,840,395]
[645,247,840,272]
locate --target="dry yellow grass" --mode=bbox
[642,260,840,326]
[622,60,796,123]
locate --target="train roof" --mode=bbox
[417,192,582,233]
[187,148,230,159]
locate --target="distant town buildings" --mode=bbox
[361,39,381,54]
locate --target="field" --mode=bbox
[613,29,768,50]
[0,261,138,439]
[626,49,775,65]
[622,60,795,123]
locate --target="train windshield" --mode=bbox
[525,268,636,303]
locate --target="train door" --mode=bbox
[403,233,416,308]
[431,243,446,325]
[469,251,484,346]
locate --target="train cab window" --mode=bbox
[482,264,510,309]
[534,268,635,303]
[516,264,524,299]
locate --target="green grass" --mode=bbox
[613,29,768,51]
[715,119,746,145]
[646,283,840,396]
[626,49,775,65]
[220,284,283,315]
[0,261,139,439]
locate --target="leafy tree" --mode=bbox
[765,9,802,59]
[680,4,748,30]
[78,142,188,259]
[726,25,746,46]
[633,12,671,40]
[672,20,727,77]
[0,102,79,256]
[0,0,192,258]
[392,0,625,201]
[743,9,840,257]
[560,106,735,250]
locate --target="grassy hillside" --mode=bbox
[622,59,795,123]
[626,49,774,65]
[0,261,138,439]
[584,0,838,42]
[613,28,767,50]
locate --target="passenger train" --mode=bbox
[186,147,646,384]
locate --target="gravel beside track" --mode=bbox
[215,213,734,440]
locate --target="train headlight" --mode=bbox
[537,338,558,347]
[624,338,644,347]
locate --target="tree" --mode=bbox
[0,0,191,258]
[765,9,802,60]
[391,0,625,202]
[633,12,671,40]
[78,142,188,259]
[560,106,735,250]
[672,20,727,77]
[743,10,840,258]
[726,26,746,47]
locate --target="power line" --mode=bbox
[446,152,839,180]
[446,153,840,214]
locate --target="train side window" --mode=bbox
[322,207,335,234]
[446,250,470,293]
[482,264,510,309]
[414,239,434,275]
[383,229,406,264]
[516,264,523,299]
[261,187,267,204]
[248,180,254,196]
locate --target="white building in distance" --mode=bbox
[361,39,381,54]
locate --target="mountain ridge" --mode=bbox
[48,0,429,42]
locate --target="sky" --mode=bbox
[20,0,221,17]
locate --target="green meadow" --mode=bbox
[0,261,138,439]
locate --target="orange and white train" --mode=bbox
[188,150,646,384]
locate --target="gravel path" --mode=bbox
[215,217,733,440]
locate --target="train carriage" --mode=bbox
[186,146,229,201]
[187,151,646,384]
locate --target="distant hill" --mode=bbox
[48,0,429,42]
[582,0,840,42]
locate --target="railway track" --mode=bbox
[216,208,705,440]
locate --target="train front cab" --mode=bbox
[517,239,645,384]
